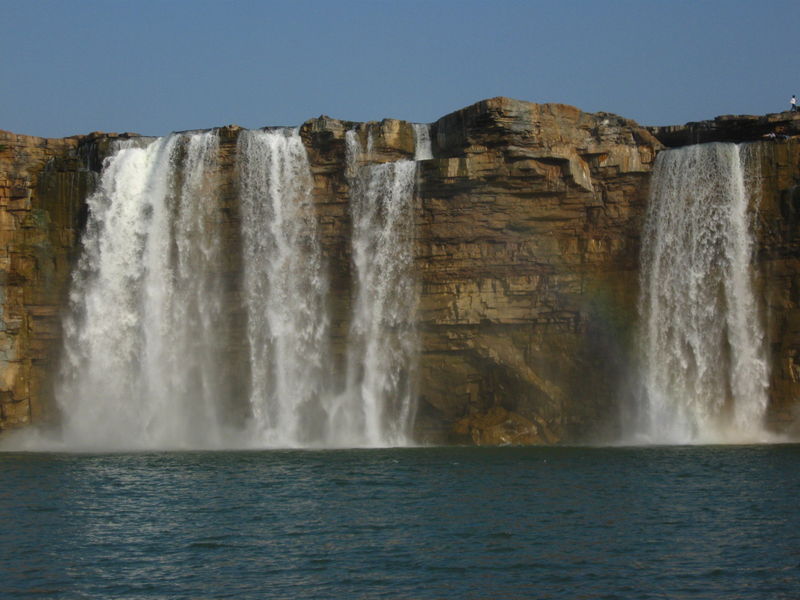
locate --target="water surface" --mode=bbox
[1,445,798,599]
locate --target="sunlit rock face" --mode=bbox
[414,98,661,443]
[296,99,662,444]
[0,130,93,430]
[1,97,799,445]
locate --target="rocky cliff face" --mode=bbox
[751,139,800,435]
[296,98,661,443]
[416,99,660,442]
[0,131,89,428]
[1,98,799,443]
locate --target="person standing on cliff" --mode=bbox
[792,95,798,112]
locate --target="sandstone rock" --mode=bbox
[415,98,659,442]
[1,99,799,443]
[0,129,86,431]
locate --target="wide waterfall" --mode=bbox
[340,130,419,446]
[58,132,233,449]
[636,142,769,444]
[15,125,424,451]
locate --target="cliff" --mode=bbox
[751,140,800,433]
[1,98,799,444]
[0,131,88,428]
[298,98,661,443]
[416,99,659,442]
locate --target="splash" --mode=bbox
[636,143,770,443]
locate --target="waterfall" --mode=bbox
[237,129,329,446]
[636,142,769,443]
[413,123,433,160]
[338,130,419,446]
[58,131,231,450]
[40,125,421,451]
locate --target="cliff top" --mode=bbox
[5,97,799,151]
[648,111,800,147]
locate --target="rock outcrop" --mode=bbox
[415,99,660,442]
[1,97,799,444]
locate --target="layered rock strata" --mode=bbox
[0,131,89,428]
[2,98,799,443]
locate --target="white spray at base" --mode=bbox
[334,130,420,447]
[636,142,770,444]
[238,129,330,446]
[4,125,426,451]
[56,132,231,450]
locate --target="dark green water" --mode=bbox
[1,445,798,599]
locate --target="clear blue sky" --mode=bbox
[2,0,798,137]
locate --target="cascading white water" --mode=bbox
[637,142,769,443]
[338,130,419,446]
[7,124,424,451]
[413,123,433,160]
[237,129,329,446]
[58,131,230,450]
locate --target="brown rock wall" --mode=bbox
[414,98,659,443]
[752,139,800,434]
[4,97,800,444]
[0,130,88,429]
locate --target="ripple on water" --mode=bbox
[0,445,798,599]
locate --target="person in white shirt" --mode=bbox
[792,95,798,112]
